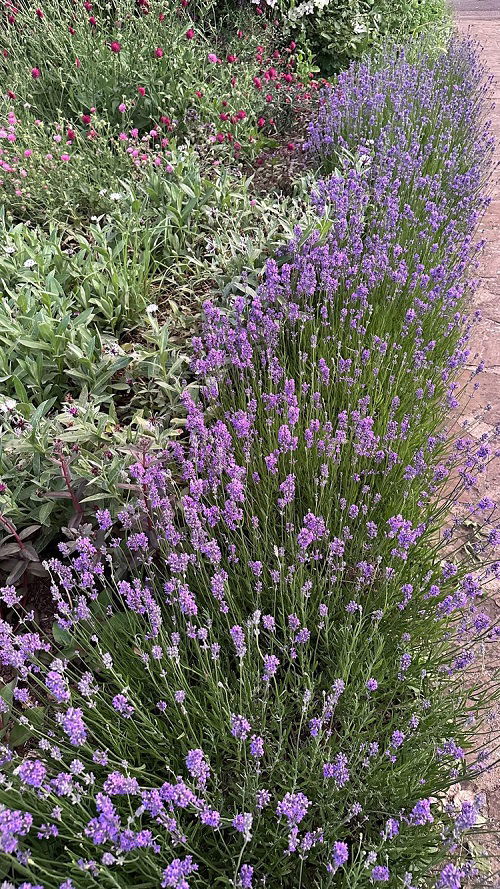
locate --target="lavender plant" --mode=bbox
[0,36,498,889]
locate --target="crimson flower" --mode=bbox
[35,8,44,18]
[110,41,121,53]
[31,67,41,78]
[185,28,194,39]
[137,86,146,96]
[154,47,164,58]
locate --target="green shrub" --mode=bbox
[287,0,450,71]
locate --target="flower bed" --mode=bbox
[0,35,498,889]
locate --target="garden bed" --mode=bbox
[0,2,499,888]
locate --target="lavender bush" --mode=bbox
[0,37,499,889]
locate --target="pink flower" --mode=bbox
[60,153,70,161]
[154,47,164,58]
[110,41,121,53]
[81,113,91,125]
[24,149,32,157]
[118,102,127,113]
[207,53,217,64]
[31,67,41,79]
[257,117,265,127]
[75,57,81,68]
[137,86,146,96]
[185,28,194,39]
[36,8,44,18]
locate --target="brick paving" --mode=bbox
[453,0,500,880]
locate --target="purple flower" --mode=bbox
[276,792,310,825]
[391,730,405,749]
[372,865,390,882]
[96,509,112,531]
[437,864,463,889]
[328,840,349,872]
[161,855,198,888]
[323,753,350,787]
[409,799,434,826]
[232,812,253,840]
[230,625,247,658]
[60,707,87,746]
[112,694,134,718]
[185,749,210,788]
[239,864,254,888]
[366,678,378,692]
[231,714,251,740]
[17,759,47,788]
[249,735,264,758]
[262,654,280,682]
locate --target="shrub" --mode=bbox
[0,36,497,889]
[0,0,317,195]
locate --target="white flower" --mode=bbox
[146,303,159,314]
[23,258,36,268]
[109,192,123,201]
[3,245,15,254]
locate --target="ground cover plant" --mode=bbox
[0,34,499,889]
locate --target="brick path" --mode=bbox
[453,0,500,879]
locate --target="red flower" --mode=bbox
[68,25,75,34]
[237,29,243,38]
[35,8,44,18]
[159,12,165,21]
[257,117,265,128]
[154,47,164,58]
[137,86,146,96]
[195,90,203,98]
[185,28,194,39]
[31,67,41,78]
[287,142,295,151]
[219,112,229,121]
[67,128,76,141]
[88,16,97,25]
[226,54,237,63]
[253,77,262,90]
[7,90,15,99]
[81,113,91,125]
[75,57,81,67]
[110,41,121,53]
[216,133,225,143]
[84,1,92,9]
